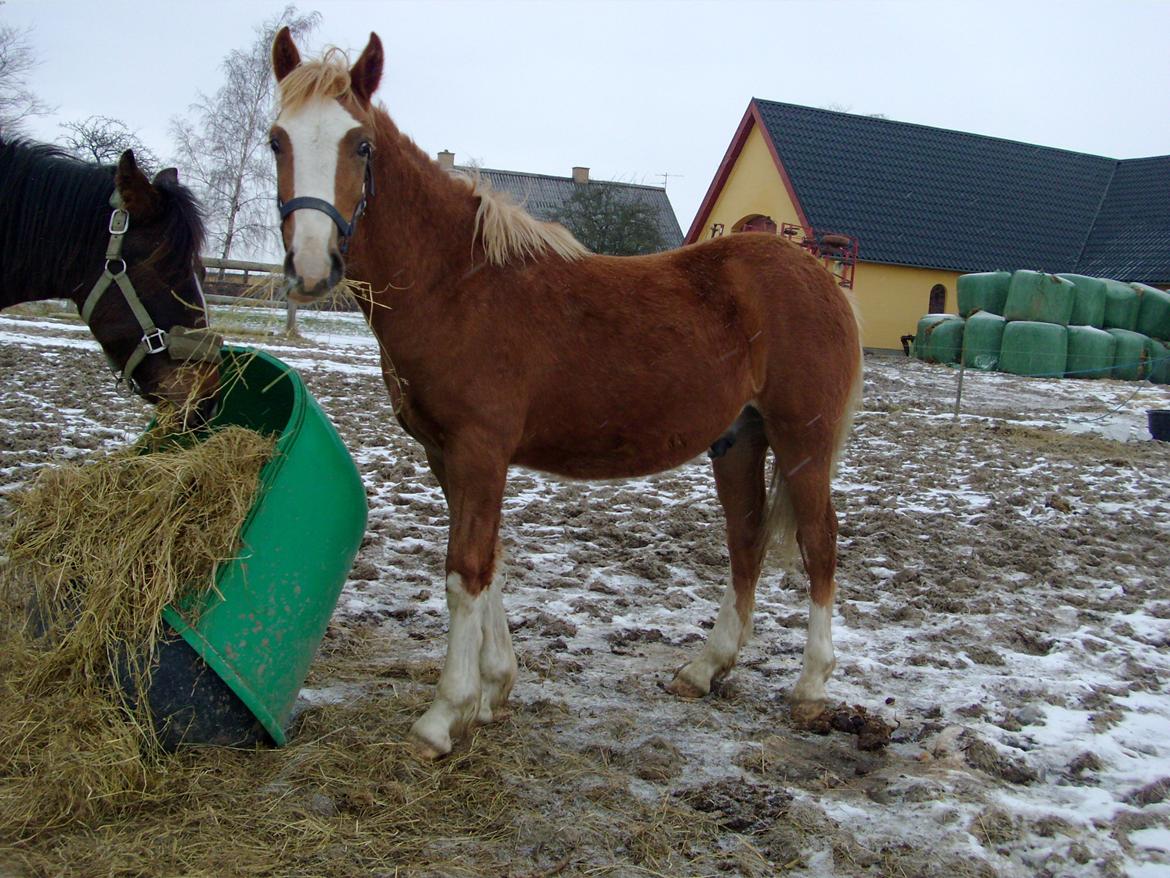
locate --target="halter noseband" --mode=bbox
[276,157,374,254]
[81,191,223,391]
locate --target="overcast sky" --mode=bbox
[5,0,1169,238]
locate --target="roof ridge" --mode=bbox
[750,97,1157,163]
[1073,159,1121,272]
[456,165,668,193]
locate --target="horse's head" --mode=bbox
[269,27,383,303]
[87,151,221,427]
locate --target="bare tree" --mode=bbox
[60,115,160,169]
[0,19,50,135]
[170,6,319,264]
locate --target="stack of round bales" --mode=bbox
[914,270,1170,385]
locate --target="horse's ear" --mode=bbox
[349,32,383,108]
[115,150,162,220]
[152,167,179,188]
[272,26,301,82]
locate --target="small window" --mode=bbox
[928,284,947,313]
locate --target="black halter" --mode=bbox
[276,158,374,254]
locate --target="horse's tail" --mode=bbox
[760,290,864,570]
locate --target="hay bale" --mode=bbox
[957,272,1010,318]
[999,321,1068,378]
[914,314,962,363]
[1103,279,1139,331]
[1133,283,1170,341]
[1004,271,1075,326]
[1107,328,1151,381]
[1065,325,1117,379]
[1057,274,1108,328]
[0,426,274,833]
[963,311,1007,371]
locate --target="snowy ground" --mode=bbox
[2,303,1169,877]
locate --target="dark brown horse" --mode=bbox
[270,29,863,759]
[0,138,220,422]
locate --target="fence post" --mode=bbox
[954,330,967,419]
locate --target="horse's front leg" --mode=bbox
[409,446,513,760]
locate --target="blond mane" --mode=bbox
[276,47,363,114]
[277,48,587,267]
[459,173,590,266]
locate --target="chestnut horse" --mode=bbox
[0,138,220,422]
[270,29,863,758]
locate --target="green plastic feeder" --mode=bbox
[155,347,368,746]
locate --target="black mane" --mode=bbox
[0,136,205,302]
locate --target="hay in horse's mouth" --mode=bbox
[0,426,273,832]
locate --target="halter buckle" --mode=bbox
[142,328,168,355]
[109,209,130,235]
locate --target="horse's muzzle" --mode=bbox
[284,249,344,302]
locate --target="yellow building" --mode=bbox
[687,100,1170,351]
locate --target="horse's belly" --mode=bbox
[514,406,740,480]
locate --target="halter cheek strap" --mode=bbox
[81,191,223,389]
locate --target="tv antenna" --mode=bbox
[658,172,683,190]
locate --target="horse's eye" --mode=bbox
[357,141,372,158]
[269,137,281,155]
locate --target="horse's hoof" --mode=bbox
[408,717,453,761]
[790,699,827,724]
[665,669,709,699]
[409,736,449,761]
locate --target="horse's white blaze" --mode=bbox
[277,99,360,287]
[409,573,484,754]
[792,600,835,703]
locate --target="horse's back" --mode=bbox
[500,234,860,478]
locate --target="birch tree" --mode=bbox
[0,19,49,135]
[170,6,319,264]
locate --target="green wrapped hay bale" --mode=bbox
[914,314,960,362]
[963,310,1006,370]
[1133,283,1170,341]
[957,271,1010,318]
[925,317,965,365]
[1149,339,1170,385]
[1004,271,1075,325]
[1065,325,1117,379]
[1000,321,1068,377]
[1103,280,1139,331]
[1057,274,1107,328]
[1107,328,1150,381]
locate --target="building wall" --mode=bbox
[854,263,963,351]
[695,121,967,351]
[697,124,803,240]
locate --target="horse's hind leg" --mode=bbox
[667,410,769,697]
[776,444,841,722]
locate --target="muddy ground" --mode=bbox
[2,307,1169,877]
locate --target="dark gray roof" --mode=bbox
[750,99,1170,283]
[1075,156,1170,283]
[463,166,684,251]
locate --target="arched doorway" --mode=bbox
[732,214,777,235]
[928,284,947,313]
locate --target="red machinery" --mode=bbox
[780,223,858,289]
